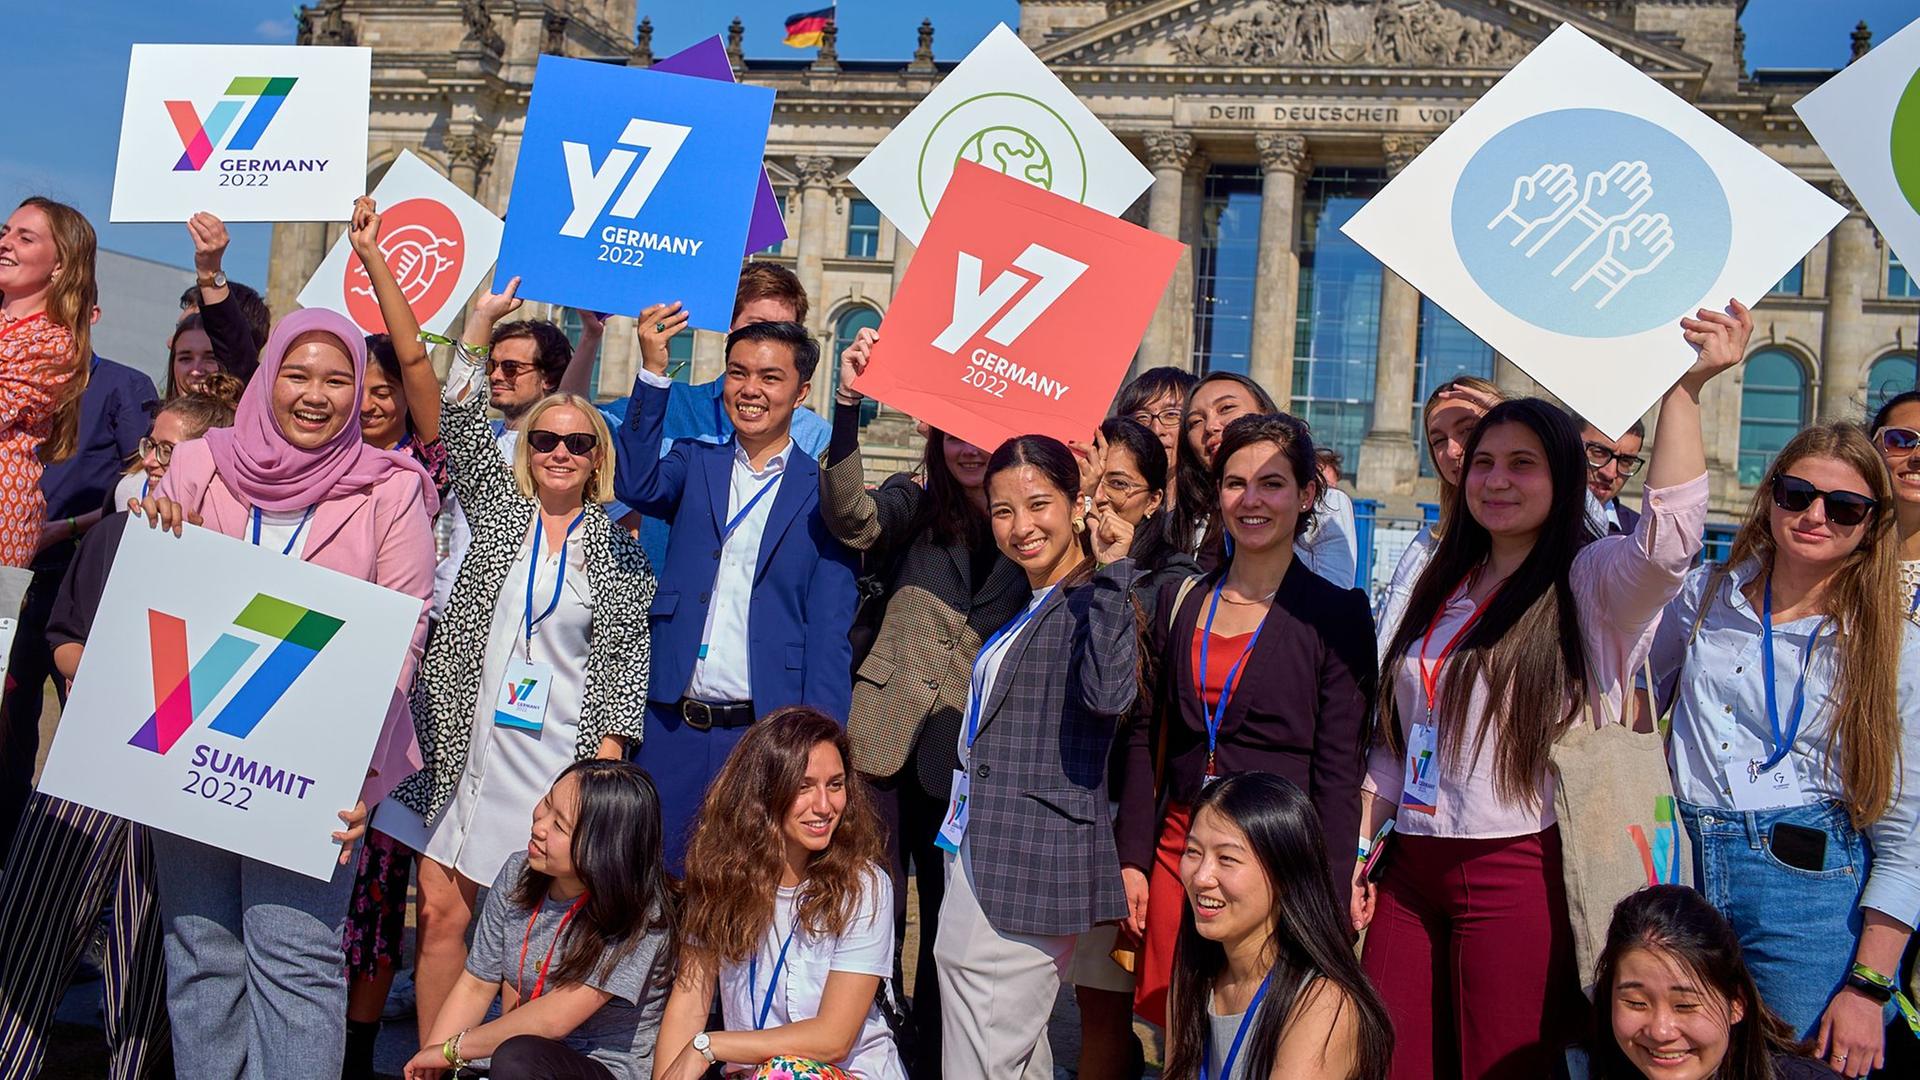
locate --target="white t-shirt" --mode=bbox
[717,867,903,1079]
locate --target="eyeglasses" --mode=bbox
[1129,408,1185,431]
[526,429,598,456]
[485,358,536,381]
[1098,474,1147,500]
[1583,442,1645,478]
[1770,474,1878,527]
[137,437,174,465]
[1874,426,1920,454]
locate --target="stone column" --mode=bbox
[1356,135,1431,497]
[793,155,836,334]
[1817,181,1875,420]
[1139,132,1194,375]
[890,226,915,300]
[265,222,327,319]
[1493,352,1538,398]
[1249,133,1308,407]
[445,131,496,196]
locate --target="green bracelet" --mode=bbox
[442,1028,470,1069]
[1851,963,1920,1034]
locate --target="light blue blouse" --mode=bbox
[1649,559,1920,927]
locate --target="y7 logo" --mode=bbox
[129,594,344,756]
[561,118,693,238]
[165,77,298,172]
[933,244,1089,354]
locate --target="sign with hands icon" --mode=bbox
[1487,163,1578,245]
[1574,212,1675,309]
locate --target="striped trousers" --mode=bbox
[0,791,171,1080]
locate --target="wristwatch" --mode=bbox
[692,1031,717,1064]
[197,269,227,290]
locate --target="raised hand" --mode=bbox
[1676,298,1753,392]
[347,197,383,262]
[836,326,878,407]
[1572,212,1675,309]
[635,301,688,375]
[1089,506,1136,565]
[1067,433,1107,506]
[186,212,230,281]
[471,276,522,328]
[1486,163,1577,245]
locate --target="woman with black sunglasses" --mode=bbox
[1868,390,1920,612]
[1647,422,1920,1078]
[374,364,656,1045]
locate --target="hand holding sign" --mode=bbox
[836,326,878,407]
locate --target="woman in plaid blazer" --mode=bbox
[931,435,1140,1080]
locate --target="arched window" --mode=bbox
[1866,352,1918,417]
[833,306,883,425]
[1738,349,1809,485]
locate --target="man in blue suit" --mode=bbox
[616,319,857,867]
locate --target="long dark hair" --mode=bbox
[1869,388,1920,434]
[1171,371,1280,557]
[509,759,677,991]
[1378,399,1596,805]
[681,707,888,964]
[363,332,417,437]
[907,426,989,548]
[1100,415,1175,570]
[1588,886,1810,1080]
[985,434,1094,564]
[1164,773,1393,1080]
[1212,413,1322,542]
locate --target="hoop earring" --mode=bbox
[1072,516,1086,534]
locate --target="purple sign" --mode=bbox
[654,35,787,256]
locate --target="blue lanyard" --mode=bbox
[1756,576,1831,778]
[1909,582,1918,615]
[964,587,1058,754]
[723,473,780,543]
[749,923,798,1030]
[1198,582,1268,777]
[525,511,586,654]
[250,506,314,556]
[140,476,149,500]
[1200,970,1272,1080]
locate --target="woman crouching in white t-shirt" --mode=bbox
[656,707,904,1080]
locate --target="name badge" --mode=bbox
[1725,757,1805,812]
[934,769,971,854]
[1402,722,1440,815]
[494,656,553,732]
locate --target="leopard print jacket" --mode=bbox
[391,389,655,821]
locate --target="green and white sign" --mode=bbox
[849,23,1150,245]
[1796,16,1920,275]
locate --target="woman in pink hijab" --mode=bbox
[134,307,437,1080]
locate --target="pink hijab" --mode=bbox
[203,308,438,515]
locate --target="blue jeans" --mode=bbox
[1679,799,1870,1039]
[150,831,355,1080]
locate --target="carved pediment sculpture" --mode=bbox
[1171,0,1534,67]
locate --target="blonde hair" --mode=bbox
[511,393,616,504]
[18,197,97,465]
[1422,374,1504,539]
[1719,422,1902,827]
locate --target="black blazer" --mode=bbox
[1118,559,1377,913]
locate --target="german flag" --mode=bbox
[783,5,834,49]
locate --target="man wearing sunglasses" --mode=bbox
[616,318,858,870]
[1576,414,1648,536]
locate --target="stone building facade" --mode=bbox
[277,0,1920,517]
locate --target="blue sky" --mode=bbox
[3,0,1912,288]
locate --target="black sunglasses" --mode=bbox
[526,429,598,456]
[1770,474,1877,527]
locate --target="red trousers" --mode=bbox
[1132,802,1191,1027]
[1359,826,1586,1080]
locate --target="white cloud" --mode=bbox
[256,18,294,41]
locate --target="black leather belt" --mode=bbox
[677,698,755,731]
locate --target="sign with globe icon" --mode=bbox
[1796,16,1920,301]
[850,23,1150,245]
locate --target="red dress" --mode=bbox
[0,312,77,568]
[1133,625,1254,1026]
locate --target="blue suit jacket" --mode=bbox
[614,376,856,721]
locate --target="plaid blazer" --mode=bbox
[821,450,1028,792]
[966,559,1138,938]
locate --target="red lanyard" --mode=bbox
[1417,580,1500,719]
[516,894,588,1001]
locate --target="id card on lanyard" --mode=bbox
[935,586,1057,854]
[750,922,798,1030]
[695,472,778,663]
[496,512,584,733]
[1200,969,1272,1080]
[1196,582,1268,785]
[1726,577,1827,811]
[1404,580,1499,815]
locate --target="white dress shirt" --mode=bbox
[685,437,791,702]
[1296,486,1359,589]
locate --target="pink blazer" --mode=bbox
[156,438,437,807]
